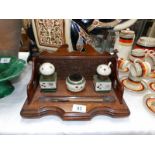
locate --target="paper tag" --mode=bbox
[72,104,86,113]
[0,58,11,63]
[40,81,56,89]
[96,82,111,91]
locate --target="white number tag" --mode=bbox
[0,58,11,63]
[72,104,86,113]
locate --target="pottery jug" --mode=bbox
[114,29,135,60]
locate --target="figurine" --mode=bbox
[93,62,112,92]
[39,62,57,92]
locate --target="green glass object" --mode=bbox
[0,81,14,98]
[0,56,25,98]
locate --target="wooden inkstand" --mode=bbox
[20,44,130,120]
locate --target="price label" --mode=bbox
[40,81,56,89]
[96,82,111,91]
[72,104,86,113]
[0,58,11,63]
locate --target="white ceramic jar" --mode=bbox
[115,29,135,60]
[66,73,86,92]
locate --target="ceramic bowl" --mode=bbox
[66,73,86,92]
[137,37,155,48]
[0,56,25,98]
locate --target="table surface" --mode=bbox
[0,52,155,135]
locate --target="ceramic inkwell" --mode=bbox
[66,73,86,92]
[93,62,112,92]
[39,62,57,92]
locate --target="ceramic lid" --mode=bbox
[97,64,111,76]
[39,62,55,76]
[119,30,135,39]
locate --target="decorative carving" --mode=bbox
[34,19,65,48]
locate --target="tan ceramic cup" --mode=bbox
[130,62,142,77]
[134,59,151,77]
